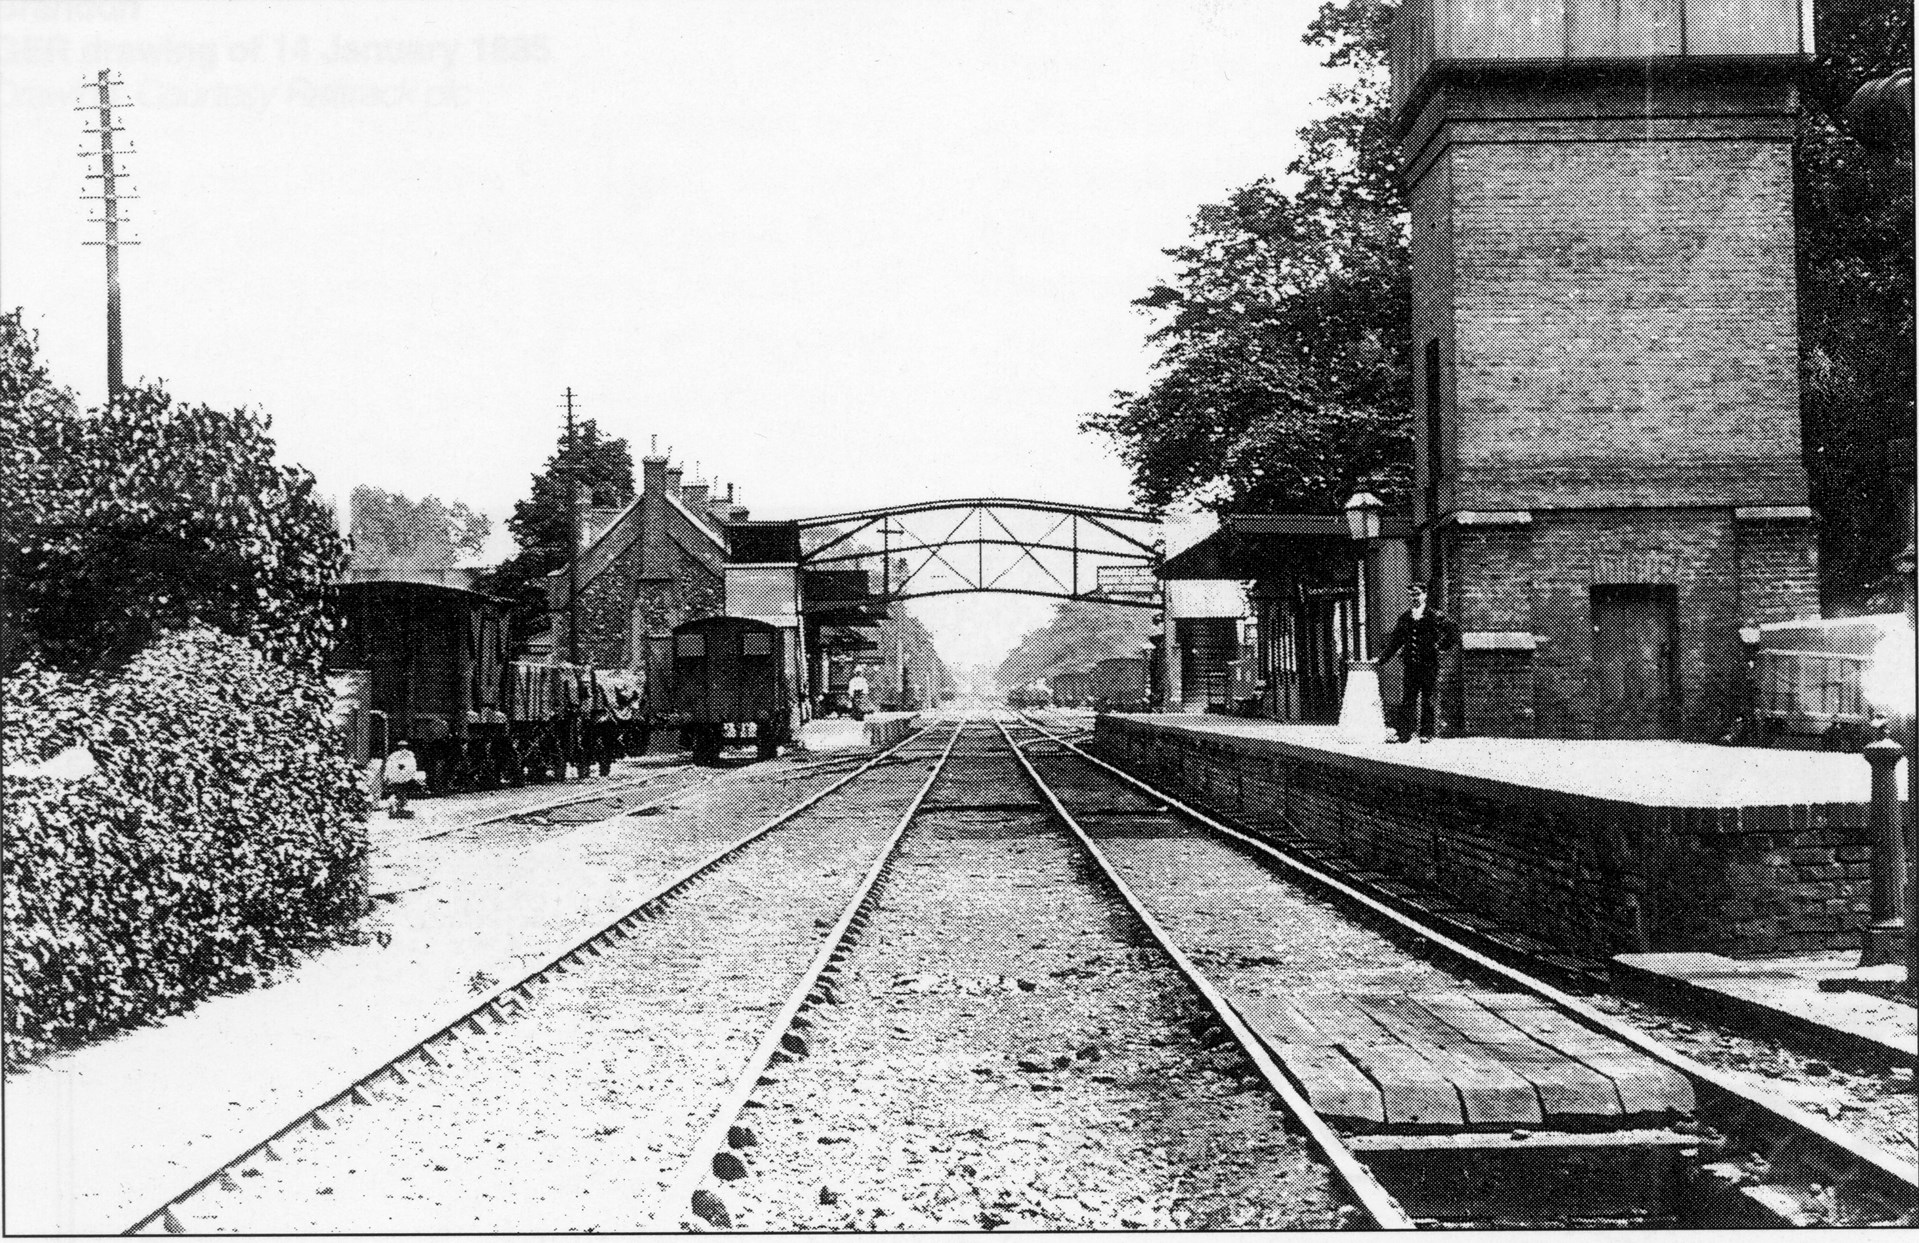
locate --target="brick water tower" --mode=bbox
[1390,0,1823,739]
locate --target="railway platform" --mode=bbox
[1091,714,1915,1066]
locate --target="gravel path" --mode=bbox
[706,738,1343,1232]
[171,743,948,1232]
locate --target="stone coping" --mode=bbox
[1100,715,1895,817]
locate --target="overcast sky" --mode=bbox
[1,0,1345,668]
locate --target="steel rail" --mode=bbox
[392,764,698,846]
[650,720,969,1229]
[1013,712,1920,1219]
[123,722,939,1236]
[990,715,1416,1230]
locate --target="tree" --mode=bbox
[1,310,344,672]
[996,598,1159,688]
[1797,2,1914,607]
[348,484,490,571]
[1088,0,1914,609]
[483,418,636,645]
[1082,1,1410,516]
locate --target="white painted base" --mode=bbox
[1337,660,1387,745]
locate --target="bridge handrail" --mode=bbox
[794,497,1160,527]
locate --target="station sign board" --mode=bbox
[1096,566,1160,600]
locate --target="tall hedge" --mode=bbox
[3,628,368,1067]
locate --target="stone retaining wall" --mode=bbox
[1093,716,1877,959]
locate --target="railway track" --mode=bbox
[652,712,1400,1231]
[1012,709,1919,1228]
[126,723,956,1234]
[123,708,1914,1230]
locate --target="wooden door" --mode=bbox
[1296,596,1345,723]
[1590,585,1679,738]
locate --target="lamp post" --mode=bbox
[1858,727,1909,970]
[1337,491,1386,743]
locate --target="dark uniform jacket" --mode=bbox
[1380,607,1460,669]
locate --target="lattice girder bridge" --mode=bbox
[795,498,1163,611]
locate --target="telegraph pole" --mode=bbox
[78,69,139,401]
[561,387,581,666]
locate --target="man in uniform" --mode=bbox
[1379,583,1460,743]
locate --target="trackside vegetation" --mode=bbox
[2,310,368,1069]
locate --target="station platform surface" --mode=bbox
[1109,713,1900,810]
[1613,951,1916,1068]
[797,711,919,751]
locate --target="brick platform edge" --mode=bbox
[1091,716,1878,960]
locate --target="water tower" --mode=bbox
[1390,0,1821,738]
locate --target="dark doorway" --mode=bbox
[1590,584,1679,738]
[1178,617,1238,710]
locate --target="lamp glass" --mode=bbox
[1344,491,1383,541]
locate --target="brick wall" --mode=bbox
[1095,716,1878,958]
[1398,61,1818,741]
[1402,68,1807,515]
[1434,509,1817,738]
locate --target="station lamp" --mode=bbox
[1344,490,1384,543]
[1337,490,1388,742]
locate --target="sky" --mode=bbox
[1,0,1346,668]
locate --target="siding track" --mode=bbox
[125,724,952,1234]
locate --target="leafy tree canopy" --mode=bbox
[483,418,636,643]
[348,484,490,571]
[1089,0,1912,609]
[995,598,1158,688]
[1,309,343,673]
[1797,1,1914,606]
[1082,0,1411,517]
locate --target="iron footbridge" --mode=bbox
[794,498,1163,611]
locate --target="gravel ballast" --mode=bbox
[167,746,947,1233]
[703,739,1344,1232]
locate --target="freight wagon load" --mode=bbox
[1050,670,1091,708]
[1090,655,1151,712]
[671,615,804,763]
[329,575,652,793]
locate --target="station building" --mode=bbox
[548,454,942,712]
[1391,0,1821,740]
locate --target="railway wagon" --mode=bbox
[329,576,648,793]
[1051,670,1091,708]
[1006,680,1053,710]
[1750,613,1905,749]
[672,615,803,763]
[1090,655,1151,712]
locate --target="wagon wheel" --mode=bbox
[446,742,481,794]
[422,746,452,798]
[498,736,527,787]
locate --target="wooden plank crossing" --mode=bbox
[1230,987,1696,1137]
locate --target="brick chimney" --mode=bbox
[664,464,684,502]
[683,479,709,513]
[641,454,668,497]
